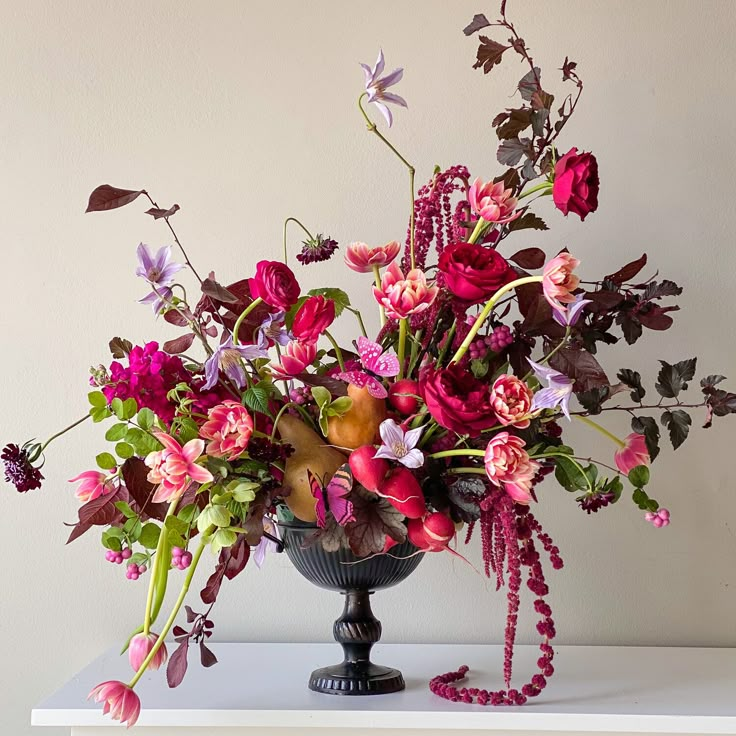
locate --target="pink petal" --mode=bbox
[181,438,205,463]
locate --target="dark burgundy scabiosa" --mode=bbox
[2,443,44,492]
[296,234,339,265]
[577,489,617,514]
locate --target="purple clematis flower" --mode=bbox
[373,419,424,468]
[253,518,280,569]
[256,311,291,350]
[528,358,574,421]
[552,293,592,327]
[136,244,184,314]
[361,50,407,128]
[203,336,267,390]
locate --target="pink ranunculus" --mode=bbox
[490,375,534,429]
[129,632,167,673]
[145,432,214,503]
[468,177,521,225]
[372,261,438,320]
[249,260,301,312]
[552,148,599,221]
[291,295,335,343]
[344,240,400,273]
[68,470,112,503]
[484,431,539,504]
[88,680,141,728]
[271,340,317,379]
[438,242,514,304]
[614,433,650,475]
[542,253,580,312]
[200,400,254,461]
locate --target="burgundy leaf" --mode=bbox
[78,484,126,526]
[497,137,533,167]
[507,213,548,234]
[549,344,610,393]
[509,247,545,269]
[164,309,190,327]
[584,290,625,312]
[172,625,188,638]
[473,36,509,74]
[344,488,406,558]
[184,605,198,623]
[496,108,532,140]
[109,336,133,359]
[65,520,93,544]
[200,561,226,605]
[86,185,145,213]
[199,641,218,668]
[163,333,196,355]
[637,304,678,331]
[166,640,189,688]
[201,278,239,304]
[121,457,168,521]
[561,57,578,82]
[223,536,249,580]
[145,204,180,220]
[294,372,348,397]
[463,13,491,35]
[605,254,647,285]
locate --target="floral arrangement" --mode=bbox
[6,2,736,727]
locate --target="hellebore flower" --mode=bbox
[528,358,574,420]
[361,49,407,127]
[373,419,425,468]
[202,336,267,390]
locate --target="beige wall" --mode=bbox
[1,1,735,734]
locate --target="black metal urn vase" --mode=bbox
[279,521,424,695]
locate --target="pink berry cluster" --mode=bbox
[105,547,132,565]
[126,562,147,580]
[468,326,514,361]
[645,508,670,528]
[288,387,310,405]
[171,547,192,570]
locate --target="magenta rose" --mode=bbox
[291,295,335,343]
[249,260,301,312]
[438,242,514,304]
[419,363,496,437]
[552,148,599,221]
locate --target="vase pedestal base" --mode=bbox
[309,661,405,695]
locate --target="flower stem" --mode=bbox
[39,414,90,453]
[270,402,295,442]
[467,218,488,244]
[446,467,487,475]
[143,500,178,636]
[233,297,264,345]
[451,276,543,364]
[347,307,368,338]
[397,318,408,380]
[323,330,345,372]
[282,217,314,264]
[429,448,486,459]
[518,181,552,200]
[372,264,386,326]
[574,415,626,448]
[523,327,570,381]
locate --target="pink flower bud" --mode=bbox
[614,433,650,475]
[128,632,168,673]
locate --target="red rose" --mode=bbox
[291,295,335,343]
[419,363,496,437]
[552,148,599,221]
[438,242,514,304]
[249,260,301,312]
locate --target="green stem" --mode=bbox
[232,297,264,345]
[467,218,488,244]
[323,331,345,372]
[446,467,487,475]
[347,307,368,338]
[143,500,178,636]
[39,414,90,453]
[451,276,543,364]
[270,403,295,442]
[408,329,422,376]
[574,415,626,448]
[518,181,553,200]
[435,320,457,367]
[128,532,211,689]
[523,327,571,382]
[282,217,314,264]
[397,318,408,380]
[372,264,386,326]
[429,448,486,459]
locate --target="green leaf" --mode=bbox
[209,528,238,556]
[123,517,143,541]
[96,452,117,470]
[101,527,124,551]
[88,391,107,408]
[105,423,129,442]
[197,504,232,533]
[227,480,260,503]
[661,409,691,450]
[165,514,189,547]
[115,442,135,459]
[554,455,589,492]
[632,487,659,512]
[328,396,353,415]
[470,358,489,378]
[178,504,198,524]
[137,408,155,430]
[129,552,148,566]
[111,397,125,419]
[178,418,200,443]
[628,465,650,488]
[655,358,697,399]
[311,386,331,408]
[139,522,161,549]
[244,385,270,415]
[605,476,624,503]
[90,406,111,423]
[122,398,138,420]
[307,287,350,317]
[114,501,137,519]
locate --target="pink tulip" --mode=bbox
[542,253,580,312]
[344,240,400,273]
[271,340,317,379]
[129,633,167,673]
[88,680,141,728]
[490,375,534,429]
[468,177,521,225]
[372,261,438,320]
[68,470,112,503]
[484,432,539,504]
[614,433,650,475]
[200,400,254,461]
[145,432,214,503]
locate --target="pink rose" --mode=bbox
[372,261,438,320]
[614,433,650,475]
[200,400,254,460]
[484,432,539,504]
[344,241,400,273]
[249,260,301,312]
[542,253,580,312]
[291,295,335,343]
[468,177,521,225]
[272,340,317,379]
[490,375,534,428]
[438,242,514,304]
[552,148,599,221]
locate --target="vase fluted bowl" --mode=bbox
[279,521,424,695]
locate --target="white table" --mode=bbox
[32,643,736,735]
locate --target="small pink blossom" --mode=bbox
[468,177,521,225]
[372,261,438,320]
[344,241,401,273]
[614,432,650,475]
[68,470,112,503]
[145,432,214,503]
[129,633,167,673]
[542,253,580,312]
[484,432,539,504]
[645,508,670,528]
[88,680,141,728]
[490,375,534,429]
[271,340,317,379]
[200,400,254,461]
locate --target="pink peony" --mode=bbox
[68,470,112,503]
[200,400,254,460]
[372,261,438,320]
[614,433,650,475]
[271,340,317,379]
[88,680,141,728]
[438,242,514,304]
[291,295,335,343]
[145,432,214,503]
[344,240,400,273]
[468,177,521,225]
[542,253,580,312]
[490,375,534,429]
[484,432,539,504]
[128,632,167,673]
